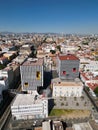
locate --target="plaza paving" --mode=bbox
[53,91,93,110]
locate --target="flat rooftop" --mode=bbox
[22,58,44,66]
[52,78,83,87]
[11,94,45,107]
[73,122,93,130]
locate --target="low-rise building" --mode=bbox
[11,94,48,120]
[80,72,98,90]
[19,44,34,56]
[0,56,8,64]
[42,121,51,130]
[3,51,17,61]
[52,121,63,130]
[80,59,98,72]
[42,44,55,53]
[13,55,28,65]
[73,122,93,130]
[52,78,83,97]
[60,44,78,54]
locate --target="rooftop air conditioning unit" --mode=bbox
[28,58,38,62]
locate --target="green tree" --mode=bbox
[0,64,5,70]
[50,50,56,54]
[56,45,61,52]
[94,87,98,95]
[86,86,90,92]
[82,42,89,45]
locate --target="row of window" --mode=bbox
[23,71,41,87]
[54,87,80,90]
[23,72,41,87]
[22,71,41,78]
[54,91,80,93]
[62,68,76,75]
[12,109,43,113]
[54,92,80,97]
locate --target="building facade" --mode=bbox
[0,67,14,87]
[20,58,44,91]
[52,54,83,97]
[80,59,98,72]
[0,77,8,102]
[52,78,83,97]
[57,54,80,80]
[11,94,48,120]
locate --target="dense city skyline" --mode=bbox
[0,0,98,34]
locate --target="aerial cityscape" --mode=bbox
[0,0,98,130]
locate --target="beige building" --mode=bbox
[52,78,83,97]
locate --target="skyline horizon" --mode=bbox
[0,31,98,35]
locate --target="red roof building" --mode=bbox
[58,54,79,61]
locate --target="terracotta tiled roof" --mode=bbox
[93,76,98,80]
[87,83,98,90]
[0,56,8,60]
[58,54,79,60]
[81,73,89,80]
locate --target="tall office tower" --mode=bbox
[57,54,80,80]
[20,58,44,92]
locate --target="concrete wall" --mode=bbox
[20,65,44,91]
[59,60,79,80]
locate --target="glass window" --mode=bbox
[36,71,40,80]
[73,68,76,72]
[62,71,66,75]
[24,82,28,87]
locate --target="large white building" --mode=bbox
[11,94,48,120]
[80,59,98,72]
[60,45,78,54]
[42,44,55,53]
[52,78,83,97]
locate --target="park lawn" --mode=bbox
[49,109,91,118]
[49,109,72,116]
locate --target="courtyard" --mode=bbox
[53,91,93,110]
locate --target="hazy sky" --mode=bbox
[0,0,98,34]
